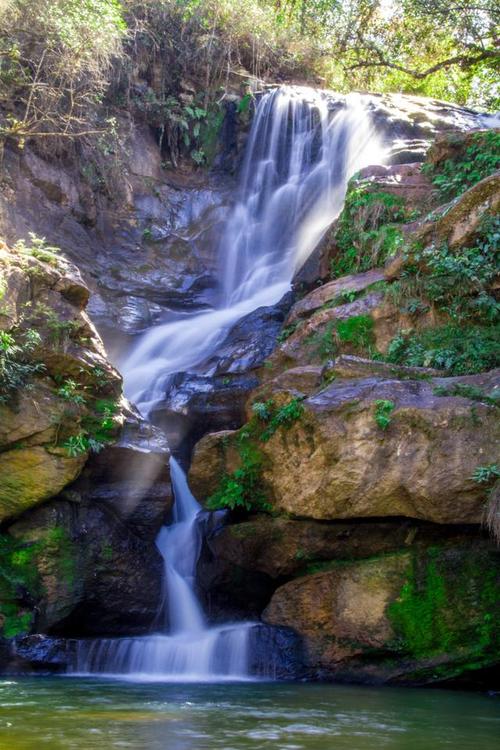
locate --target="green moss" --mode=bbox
[387,547,500,662]
[336,314,374,350]
[0,533,41,637]
[0,525,76,637]
[207,398,304,513]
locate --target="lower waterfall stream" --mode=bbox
[76,85,385,679]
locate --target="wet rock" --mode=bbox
[248,624,306,680]
[153,295,294,454]
[8,496,164,636]
[12,635,77,673]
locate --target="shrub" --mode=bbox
[0,328,44,403]
[336,314,374,351]
[423,131,500,200]
[0,0,126,148]
[207,397,304,512]
[330,185,408,278]
[374,399,395,430]
[385,324,500,375]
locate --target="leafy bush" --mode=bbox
[385,324,500,375]
[206,433,269,513]
[63,399,118,457]
[0,329,44,403]
[0,0,125,147]
[374,399,395,430]
[336,314,374,351]
[331,186,408,278]
[472,464,500,485]
[208,397,304,512]
[424,131,500,200]
[411,217,500,324]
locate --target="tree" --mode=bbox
[0,0,126,147]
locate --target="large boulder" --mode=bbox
[190,371,500,524]
[0,412,171,638]
[0,239,122,521]
[263,542,500,684]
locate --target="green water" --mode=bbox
[0,678,498,750]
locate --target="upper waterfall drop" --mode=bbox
[121,86,384,414]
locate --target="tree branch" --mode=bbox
[347,47,499,79]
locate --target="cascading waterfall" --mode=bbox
[76,85,384,680]
[122,87,384,414]
[76,458,251,680]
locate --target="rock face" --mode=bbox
[188,124,500,685]
[0,411,171,638]
[263,542,500,684]
[153,295,293,455]
[0,239,122,521]
[190,370,499,524]
[0,240,172,640]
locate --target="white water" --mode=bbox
[122,87,384,415]
[77,86,385,681]
[76,458,252,680]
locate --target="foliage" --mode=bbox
[0,0,126,147]
[13,233,61,267]
[309,314,375,363]
[206,432,268,513]
[0,525,75,637]
[385,324,500,375]
[336,314,374,351]
[423,132,500,200]
[277,321,302,344]
[472,464,500,485]
[207,397,304,513]
[388,547,499,660]
[413,223,500,325]
[374,399,395,430]
[57,379,86,406]
[0,328,43,403]
[331,185,407,278]
[63,399,118,457]
[433,383,500,408]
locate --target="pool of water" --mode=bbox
[0,677,498,750]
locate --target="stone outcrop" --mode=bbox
[191,371,499,524]
[0,239,122,520]
[0,240,172,639]
[262,541,500,684]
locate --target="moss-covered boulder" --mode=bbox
[262,542,500,684]
[0,237,122,521]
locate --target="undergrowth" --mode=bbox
[423,131,500,200]
[206,398,304,513]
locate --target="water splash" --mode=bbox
[75,458,254,681]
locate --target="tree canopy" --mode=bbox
[0,0,498,151]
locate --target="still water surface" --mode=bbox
[0,678,498,750]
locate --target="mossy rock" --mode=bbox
[263,542,500,684]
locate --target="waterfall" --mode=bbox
[122,87,383,415]
[76,458,252,680]
[76,86,384,681]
